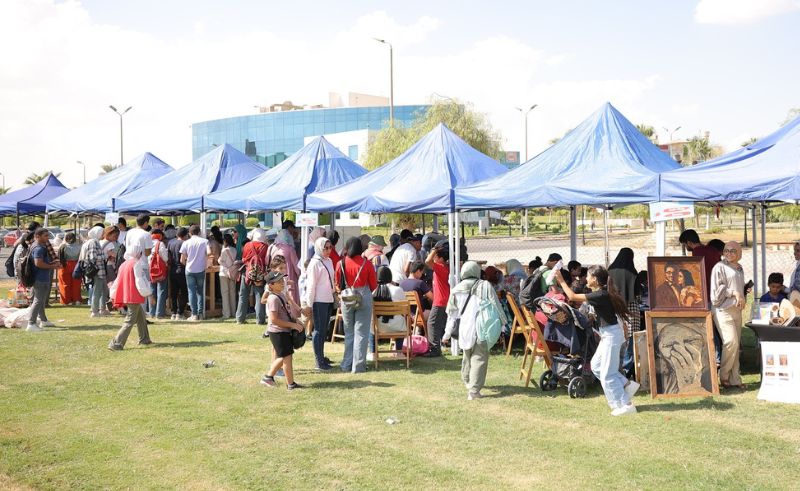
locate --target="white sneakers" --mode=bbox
[624,380,640,400]
[26,323,42,332]
[611,404,637,416]
[467,391,482,401]
[39,321,55,327]
[366,352,374,362]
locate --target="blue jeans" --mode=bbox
[90,276,108,314]
[149,280,167,318]
[185,272,205,318]
[340,286,372,373]
[622,338,635,377]
[591,324,630,409]
[312,302,333,366]
[236,281,265,324]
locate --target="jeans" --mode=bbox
[185,271,205,318]
[236,281,265,324]
[340,286,372,373]
[169,271,188,315]
[149,280,167,318]
[312,302,333,366]
[29,281,51,324]
[91,276,108,314]
[591,324,630,409]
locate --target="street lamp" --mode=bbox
[515,104,537,237]
[373,38,394,127]
[76,161,86,184]
[109,105,132,166]
[663,125,681,143]
[0,171,4,191]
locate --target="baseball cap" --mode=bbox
[265,271,287,284]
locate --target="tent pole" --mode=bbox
[761,204,767,294]
[447,212,455,288]
[44,213,49,228]
[603,207,610,267]
[655,221,665,255]
[524,209,529,237]
[200,211,207,237]
[433,215,439,234]
[569,206,577,262]
[751,205,758,299]
[421,214,425,235]
[454,211,461,282]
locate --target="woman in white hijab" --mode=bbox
[444,261,507,400]
[304,236,336,370]
[80,225,109,317]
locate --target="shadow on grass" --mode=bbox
[309,380,395,389]
[151,340,236,348]
[65,324,120,331]
[637,397,736,412]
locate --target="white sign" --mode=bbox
[296,212,319,227]
[758,341,800,404]
[649,202,695,222]
[104,212,119,225]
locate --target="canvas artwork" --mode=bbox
[646,311,719,398]
[633,330,650,392]
[647,256,708,311]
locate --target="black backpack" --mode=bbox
[114,243,127,272]
[519,268,547,310]
[5,243,19,277]
[18,245,37,288]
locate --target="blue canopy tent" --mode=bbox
[660,115,800,203]
[0,173,70,220]
[47,152,173,214]
[205,136,368,213]
[456,102,680,210]
[305,123,508,214]
[113,144,264,214]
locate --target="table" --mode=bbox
[747,322,800,404]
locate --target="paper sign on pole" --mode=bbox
[297,213,319,227]
[104,212,119,225]
[649,202,694,222]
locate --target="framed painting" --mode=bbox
[632,330,650,392]
[647,256,708,311]
[646,311,719,398]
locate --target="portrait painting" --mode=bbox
[646,311,719,398]
[647,256,708,311]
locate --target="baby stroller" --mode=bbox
[534,296,598,398]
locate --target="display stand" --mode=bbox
[747,323,800,404]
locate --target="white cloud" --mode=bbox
[695,0,800,24]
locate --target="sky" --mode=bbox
[0,0,798,190]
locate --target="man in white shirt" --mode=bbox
[389,229,421,283]
[180,224,210,321]
[124,214,153,259]
[117,217,128,246]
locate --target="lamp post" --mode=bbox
[663,125,681,143]
[516,104,537,237]
[76,161,86,184]
[373,38,394,127]
[0,171,4,191]
[109,105,132,166]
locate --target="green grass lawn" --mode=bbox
[1,303,799,490]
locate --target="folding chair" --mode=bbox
[404,290,427,337]
[505,295,527,356]
[372,300,412,369]
[329,308,344,343]
[519,306,553,388]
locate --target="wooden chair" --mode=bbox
[404,290,427,337]
[518,306,553,388]
[505,295,527,356]
[372,301,412,369]
[329,308,344,343]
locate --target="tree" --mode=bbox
[24,171,60,185]
[636,124,658,143]
[741,137,757,147]
[99,163,121,175]
[0,186,9,195]
[784,107,800,125]
[363,99,504,230]
[681,136,719,166]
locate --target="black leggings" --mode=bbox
[169,271,188,315]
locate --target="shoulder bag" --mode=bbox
[450,285,475,340]
[339,257,367,309]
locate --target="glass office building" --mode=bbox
[191,105,430,165]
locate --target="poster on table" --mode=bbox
[758,342,800,404]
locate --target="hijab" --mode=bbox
[88,225,104,241]
[313,237,330,259]
[506,259,525,278]
[608,247,640,304]
[309,227,326,243]
[234,224,248,258]
[275,229,294,247]
[251,228,267,244]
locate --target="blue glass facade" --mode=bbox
[191,105,429,165]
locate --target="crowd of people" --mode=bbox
[6,217,776,413]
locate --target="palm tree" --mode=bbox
[784,107,800,125]
[99,163,121,175]
[681,136,716,166]
[741,137,758,147]
[636,124,658,143]
[24,171,60,185]
[0,186,9,195]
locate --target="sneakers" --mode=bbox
[188,315,199,322]
[90,312,99,318]
[26,323,42,332]
[467,391,482,401]
[107,344,123,351]
[286,382,303,391]
[39,321,55,328]
[99,310,110,317]
[171,314,179,321]
[366,352,374,362]
[624,380,640,401]
[314,363,333,371]
[611,404,637,416]
[260,375,276,387]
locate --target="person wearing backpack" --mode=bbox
[26,228,62,332]
[443,261,507,400]
[519,253,562,311]
[81,226,109,317]
[334,237,377,374]
[168,227,189,320]
[12,232,35,287]
[148,229,170,319]
[236,228,269,325]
